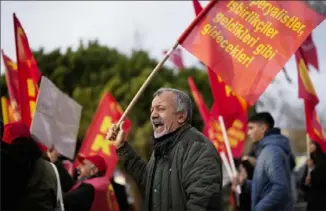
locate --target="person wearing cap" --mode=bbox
[47,149,112,211]
[107,88,222,211]
[1,122,58,210]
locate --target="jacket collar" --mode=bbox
[153,123,191,158]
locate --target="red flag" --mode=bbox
[180,0,325,105]
[296,50,326,152]
[298,34,319,72]
[187,77,210,123]
[204,112,247,158]
[1,97,16,124]
[13,14,41,84]
[76,93,131,178]
[107,183,120,211]
[163,48,185,70]
[14,14,39,127]
[191,0,248,129]
[2,51,21,121]
[192,0,203,15]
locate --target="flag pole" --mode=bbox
[306,133,310,159]
[116,1,218,126]
[116,41,179,126]
[218,115,241,194]
[220,151,233,181]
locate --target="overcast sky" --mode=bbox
[1,1,326,119]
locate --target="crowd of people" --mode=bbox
[1,87,326,211]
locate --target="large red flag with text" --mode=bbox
[2,51,21,121]
[180,0,325,105]
[192,0,248,128]
[296,50,326,152]
[14,14,41,126]
[76,93,131,178]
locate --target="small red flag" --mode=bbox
[14,14,39,127]
[296,50,326,152]
[1,97,16,125]
[2,51,21,121]
[163,48,185,70]
[180,0,325,105]
[298,34,319,72]
[187,77,210,123]
[13,14,41,84]
[204,111,247,159]
[75,93,131,178]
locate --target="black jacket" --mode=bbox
[117,124,223,211]
[301,144,326,211]
[54,160,94,211]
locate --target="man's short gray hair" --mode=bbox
[153,88,193,123]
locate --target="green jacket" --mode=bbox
[117,124,223,211]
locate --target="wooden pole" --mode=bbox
[117,41,179,126]
[218,115,241,194]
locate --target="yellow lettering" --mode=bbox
[228,128,245,141]
[225,85,233,97]
[91,135,112,156]
[8,61,17,70]
[233,120,243,129]
[100,116,112,134]
[298,59,317,96]
[229,137,237,147]
[27,79,36,97]
[30,100,36,118]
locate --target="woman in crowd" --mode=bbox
[302,141,326,211]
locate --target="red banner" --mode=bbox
[298,34,319,72]
[187,77,210,123]
[13,14,41,85]
[180,0,325,105]
[163,48,185,70]
[76,93,131,178]
[296,50,325,152]
[304,101,326,152]
[14,14,40,126]
[2,51,21,121]
[107,183,120,211]
[204,112,247,159]
[1,97,16,125]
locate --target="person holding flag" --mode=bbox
[107,88,223,211]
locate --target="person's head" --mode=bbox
[77,155,107,180]
[247,112,274,143]
[151,88,193,138]
[2,121,42,162]
[309,141,326,166]
[0,120,4,140]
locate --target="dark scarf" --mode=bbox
[153,123,191,158]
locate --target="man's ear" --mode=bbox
[177,111,187,124]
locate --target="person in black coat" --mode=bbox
[301,141,326,211]
[1,122,57,211]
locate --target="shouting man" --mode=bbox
[107,88,222,211]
